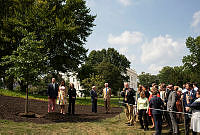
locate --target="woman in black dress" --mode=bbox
[68,83,76,115]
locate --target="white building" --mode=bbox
[125,68,138,90]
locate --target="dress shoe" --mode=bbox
[128,123,134,126]
[144,127,149,131]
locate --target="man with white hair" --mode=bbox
[90,86,98,113]
[103,83,111,113]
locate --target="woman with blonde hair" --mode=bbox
[137,91,149,130]
[57,80,67,114]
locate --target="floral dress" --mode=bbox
[57,86,67,105]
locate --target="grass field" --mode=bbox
[0,89,186,135]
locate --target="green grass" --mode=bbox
[0,89,122,107]
[0,112,186,135]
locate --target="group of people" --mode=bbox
[121,82,200,135]
[47,77,200,135]
[47,78,76,115]
[47,78,112,115]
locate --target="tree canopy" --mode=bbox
[78,48,131,95]
[138,72,158,87]
[182,36,200,74]
[0,0,96,90]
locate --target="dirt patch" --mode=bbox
[0,95,122,124]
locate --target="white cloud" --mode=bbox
[108,31,144,45]
[118,0,131,6]
[147,64,163,75]
[118,47,135,67]
[141,35,184,64]
[127,55,136,63]
[119,47,128,55]
[141,35,185,74]
[119,47,135,61]
[191,10,200,28]
[85,0,95,7]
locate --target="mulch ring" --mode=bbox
[0,95,122,124]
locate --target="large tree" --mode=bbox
[95,62,124,95]
[86,48,130,73]
[0,0,35,90]
[0,0,96,91]
[138,72,159,87]
[78,48,130,82]
[78,48,131,95]
[182,36,200,83]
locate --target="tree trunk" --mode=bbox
[25,86,29,114]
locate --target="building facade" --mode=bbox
[125,68,138,90]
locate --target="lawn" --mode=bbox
[0,112,186,135]
[0,89,186,135]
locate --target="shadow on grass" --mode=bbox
[43,112,120,123]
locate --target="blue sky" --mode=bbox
[84,0,200,75]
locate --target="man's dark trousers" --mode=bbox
[153,114,162,135]
[92,99,97,113]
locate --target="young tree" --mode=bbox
[1,32,48,113]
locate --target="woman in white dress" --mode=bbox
[190,89,200,135]
[57,81,67,114]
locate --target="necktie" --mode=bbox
[53,83,55,90]
[106,88,107,95]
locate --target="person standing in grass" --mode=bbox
[167,85,179,135]
[103,83,111,113]
[121,83,130,124]
[126,88,135,126]
[137,91,149,130]
[47,78,59,113]
[57,81,67,114]
[90,86,98,113]
[149,87,164,135]
[68,83,76,115]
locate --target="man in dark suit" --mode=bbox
[149,87,164,135]
[126,88,135,126]
[47,78,59,113]
[183,82,196,135]
[167,85,179,134]
[121,83,129,124]
[90,86,98,113]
